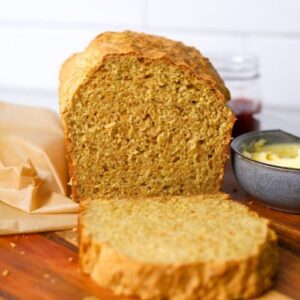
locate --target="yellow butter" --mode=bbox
[243,140,300,169]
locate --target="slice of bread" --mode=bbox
[80,194,278,300]
[59,31,235,201]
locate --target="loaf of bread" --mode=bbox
[80,193,278,300]
[59,31,235,200]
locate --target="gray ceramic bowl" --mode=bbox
[231,130,300,213]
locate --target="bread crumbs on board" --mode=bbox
[2,270,10,277]
[9,242,17,248]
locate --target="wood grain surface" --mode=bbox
[0,164,299,300]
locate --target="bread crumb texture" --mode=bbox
[80,194,278,300]
[59,31,235,200]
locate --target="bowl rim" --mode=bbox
[231,129,300,172]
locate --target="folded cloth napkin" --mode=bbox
[0,101,78,234]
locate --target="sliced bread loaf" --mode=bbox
[59,31,235,201]
[80,193,278,300]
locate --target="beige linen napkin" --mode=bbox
[0,101,78,234]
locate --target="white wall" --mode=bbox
[0,0,299,111]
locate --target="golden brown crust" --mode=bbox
[61,116,79,201]
[79,205,278,300]
[59,31,230,114]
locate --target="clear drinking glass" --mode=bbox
[210,54,262,137]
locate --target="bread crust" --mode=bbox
[59,31,231,113]
[59,31,235,200]
[79,200,278,300]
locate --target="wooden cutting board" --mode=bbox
[0,164,299,300]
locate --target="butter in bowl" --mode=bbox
[231,130,300,213]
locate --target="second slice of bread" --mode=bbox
[79,193,278,300]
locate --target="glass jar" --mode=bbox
[210,54,262,137]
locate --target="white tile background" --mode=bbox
[0,0,300,112]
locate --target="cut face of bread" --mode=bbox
[59,31,235,200]
[80,194,278,300]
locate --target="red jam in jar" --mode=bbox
[210,54,262,137]
[229,98,262,137]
